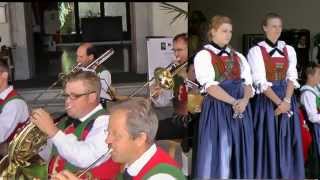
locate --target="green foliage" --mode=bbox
[58,2,73,34]
[159,3,188,25]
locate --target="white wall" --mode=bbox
[9,2,34,80]
[151,2,188,37]
[131,3,152,74]
[0,2,12,46]
[131,2,188,74]
[190,0,320,53]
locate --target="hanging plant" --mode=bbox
[159,2,188,25]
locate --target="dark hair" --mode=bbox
[0,59,9,73]
[173,33,188,44]
[301,62,320,84]
[80,42,98,59]
[86,45,98,59]
[262,13,282,27]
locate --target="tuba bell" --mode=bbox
[0,48,115,179]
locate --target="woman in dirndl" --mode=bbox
[247,13,305,179]
[194,15,254,179]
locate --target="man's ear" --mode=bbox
[1,71,8,79]
[88,92,98,103]
[88,54,95,61]
[135,132,148,147]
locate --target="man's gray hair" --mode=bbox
[110,97,159,144]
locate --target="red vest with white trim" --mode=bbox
[0,89,28,143]
[48,110,121,179]
[258,45,289,81]
[203,48,241,82]
[117,146,185,180]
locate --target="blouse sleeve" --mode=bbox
[194,50,219,91]
[285,45,300,88]
[301,91,320,124]
[237,52,255,96]
[246,46,272,94]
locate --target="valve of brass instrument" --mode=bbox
[153,67,175,90]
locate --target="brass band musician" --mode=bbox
[0,59,29,157]
[33,71,121,179]
[150,33,202,177]
[76,43,113,108]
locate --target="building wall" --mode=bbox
[9,2,34,80]
[190,0,320,53]
[151,2,188,37]
[0,2,34,80]
[0,2,12,47]
[132,2,188,74]
[1,2,187,79]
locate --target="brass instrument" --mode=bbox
[32,48,115,105]
[0,48,115,179]
[76,148,113,178]
[129,61,188,98]
[185,79,204,113]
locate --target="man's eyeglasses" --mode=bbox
[172,48,187,52]
[62,91,96,100]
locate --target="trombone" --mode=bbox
[31,48,115,106]
[129,61,188,98]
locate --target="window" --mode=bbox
[58,2,76,35]
[104,3,127,32]
[57,2,130,41]
[79,2,100,32]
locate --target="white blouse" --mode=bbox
[247,40,300,94]
[194,44,253,93]
[300,85,320,124]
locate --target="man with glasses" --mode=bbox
[31,71,121,179]
[51,98,186,180]
[150,33,201,177]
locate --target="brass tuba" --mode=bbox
[0,48,115,179]
[129,61,188,98]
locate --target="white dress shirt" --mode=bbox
[0,86,29,143]
[247,40,300,94]
[125,144,177,180]
[194,44,253,93]
[98,69,112,100]
[311,45,319,63]
[150,88,174,107]
[300,85,320,124]
[39,104,110,169]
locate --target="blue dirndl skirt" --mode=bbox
[195,79,254,179]
[252,80,305,179]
